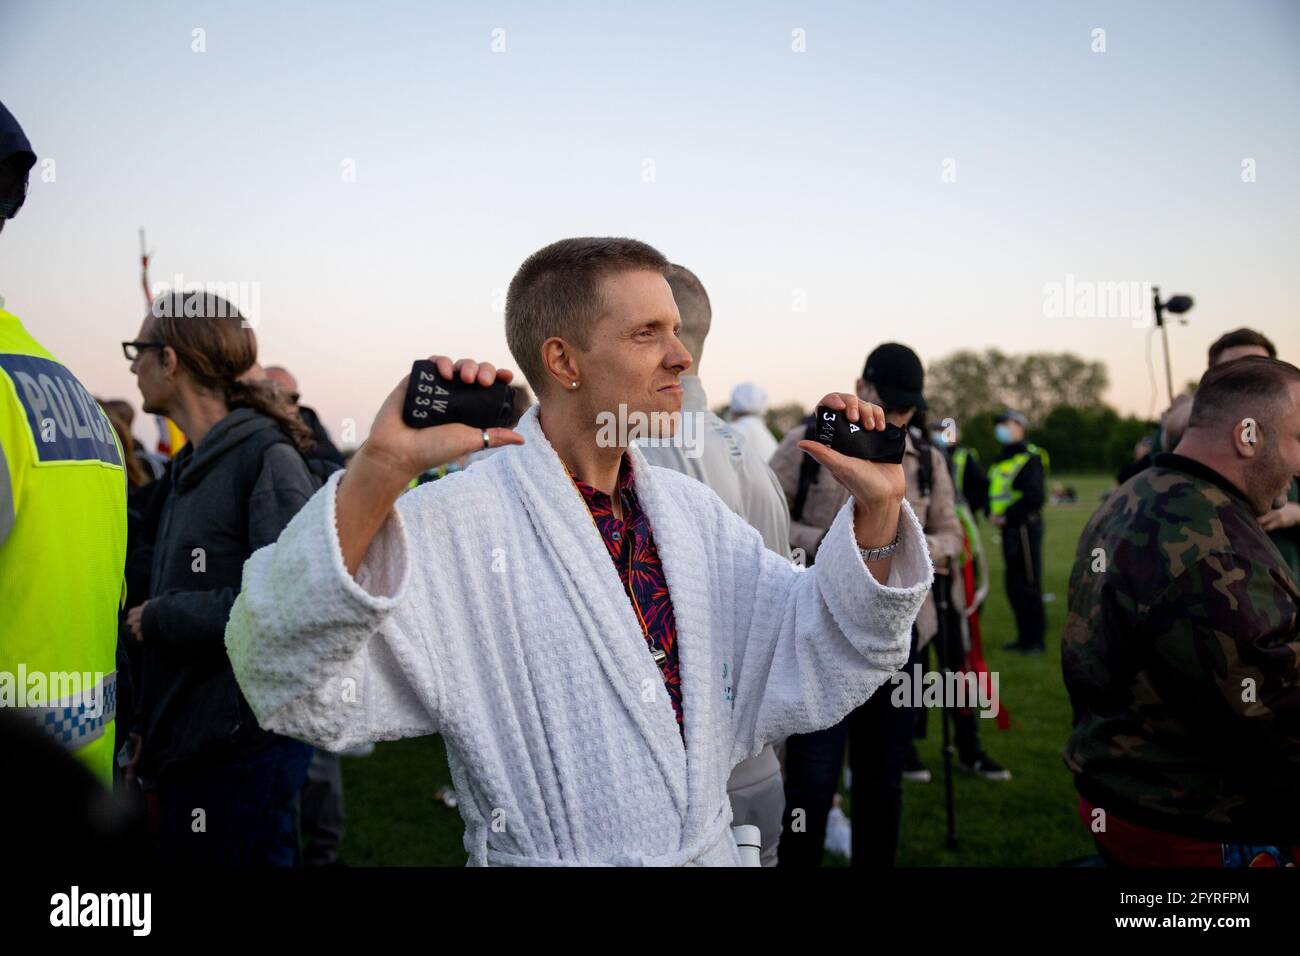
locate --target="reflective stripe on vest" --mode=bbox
[989,444,1046,517]
[9,670,117,749]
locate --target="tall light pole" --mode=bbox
[1152,287,1194,406]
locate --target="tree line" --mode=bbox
[924,349,1153,475]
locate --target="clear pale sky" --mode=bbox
[2,0,1297,446]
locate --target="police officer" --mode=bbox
[937,417,989,517]
[0,100,128,788]
[989,409,1048,654]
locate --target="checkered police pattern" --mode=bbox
[34,671,117,749]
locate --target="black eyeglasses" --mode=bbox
[122,340,165,361]
[268,381,300,404]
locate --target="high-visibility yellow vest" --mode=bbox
[989,443,1049,518]
[0,307,126,788]
[953,445,977,490]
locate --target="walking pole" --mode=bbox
[932,573,958,849]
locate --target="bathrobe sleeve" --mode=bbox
[225,470,444,752]
[721,492,933,764]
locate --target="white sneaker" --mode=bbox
[824,805,852,860]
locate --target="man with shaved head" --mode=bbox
[1064,356,1300,866]
[263,365,344,466]
[1206,328,1300,582]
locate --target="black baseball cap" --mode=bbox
[862,343,927,411]
[0,99,37,220]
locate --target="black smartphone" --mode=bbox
[810,405,907,463]
[401,360,516,430]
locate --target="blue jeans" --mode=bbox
[152,737,313,867]
[778,719,849,866]
[300,748,346,865]
[779,633,920,867]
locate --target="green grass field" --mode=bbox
[337,473,1114,866]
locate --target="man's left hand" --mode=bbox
[1259,501,1300,532]
[797,392,905,548]
[126,602,149,643]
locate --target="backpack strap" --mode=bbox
[912,426,933,500]
[791,417,821,523]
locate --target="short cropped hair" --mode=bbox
[664,263,711,367]
[1188,355,1300,431]
[1207,328,1277,367]
[505,237,669,396]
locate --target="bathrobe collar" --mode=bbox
[500,403,725,845]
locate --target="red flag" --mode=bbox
[962,535,1011,730]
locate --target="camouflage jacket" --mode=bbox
[1062,453,1300,843]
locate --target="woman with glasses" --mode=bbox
[121,290,319,867]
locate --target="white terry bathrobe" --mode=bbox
[225,404,933,866]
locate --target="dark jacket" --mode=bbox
[1063,454,1300,843]
[1269,478,1300,584]
[115,471,169,764]
[136,408,317,780]
[1115,446,1154,487]
[299,405,345,467]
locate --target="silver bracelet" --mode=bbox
[858,534,901,564]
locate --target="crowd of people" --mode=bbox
[4,95,1298,869]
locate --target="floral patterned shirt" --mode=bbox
[567,453,684,739]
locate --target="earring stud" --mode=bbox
[571,381,578,388]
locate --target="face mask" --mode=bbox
[995,424,1014,445]
[930,430,948,448]
[0,179,29,220]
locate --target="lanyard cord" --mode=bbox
[564,459,661,661]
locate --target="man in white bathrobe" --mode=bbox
[225,237,933,866]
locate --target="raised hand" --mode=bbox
[360,355,525,482]
[338,356,525,576]
[796,392,907,508]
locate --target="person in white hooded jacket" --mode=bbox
[225,237,932,866]
[635,262,792,866]
[728,382,779,463]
